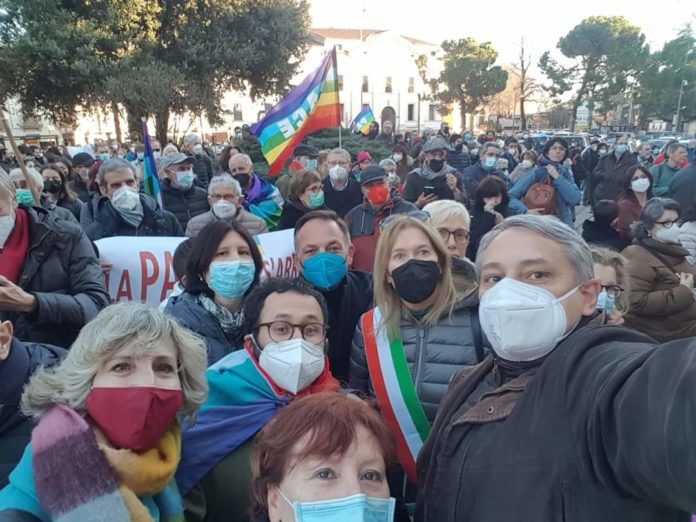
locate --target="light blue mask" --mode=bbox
[137,152,145,161]
[308,190,324,208]
[280,491,396,522]
[16,189,34,205]
[483,156,498,170]
[175,169,195,188]
[208,260,255,300]
[596,289,615,313]
[301,252,347,289]
[615,144,628,155]
[98,152,111,162]
[305,159,318,170]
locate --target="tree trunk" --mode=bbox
[155,109,170,144]
[587,97,595,131]
[469,112,475,133]
[570,97,580,133]
[460,105,467,132]
[520,95,527,130]
[111,101,122,144]
[124,104,143,142]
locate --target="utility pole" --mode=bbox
[675,79,686,134]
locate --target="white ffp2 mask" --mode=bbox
[258,338,325,394]
[0,213,16,249]
[479,278,579,362]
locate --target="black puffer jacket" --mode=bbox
[1,206,110,347]
[160,179,210,230]
[80,193,183,240]
[349,292,487,422]
[192,154,213,187]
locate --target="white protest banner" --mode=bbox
[96,228,298,306]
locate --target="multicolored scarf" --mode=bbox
[243,174,283,231]
[176,344,339,495]
[31,404,184,521]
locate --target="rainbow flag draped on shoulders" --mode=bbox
[142,119,163,208]
[351,106,376,134]
[251,47,340,175]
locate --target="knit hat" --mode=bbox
[356,150,372,163]
[72,152,95,167]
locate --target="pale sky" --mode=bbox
[310,0,696,68]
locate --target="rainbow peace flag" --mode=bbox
[351,106,376,134]
[142,120,163,208]
[251,48,340,175]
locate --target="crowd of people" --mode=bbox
[1,124,696,522]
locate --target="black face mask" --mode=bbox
[390,259,440,304]
[428,158,445,172]
[43,180,62,194]
[235,173,251,191]
[455,143,464,152]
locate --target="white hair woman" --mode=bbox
[0,302,208,521]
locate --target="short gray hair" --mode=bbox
[208,174,242,196]
[97,158,135,186]
[229,153,253,168]
[10,167,44,191]
[183,133,201,147]
[476,214,594,285]
[632,197,681,239]
[379,159,397,169]
[328,148,351,162]
[423,200,471,230]
[22,302,209,422]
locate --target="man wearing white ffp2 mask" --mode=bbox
[417,213,696,521]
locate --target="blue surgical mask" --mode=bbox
[596,289,615,313]
[615,144,628,155]
[98,152,111,162]
[301,252,348,289]
[15,189,34,205]
[308,190,324,208]
[483,156,497,170]
[175,169,195,188]
[137,152,145,161]
[305,159,318,170]
[279,490,396,522]
[208,260,255,300]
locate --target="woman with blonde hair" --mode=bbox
[591,246,630,325]
[349,215,486,486]
[0,302,208,521]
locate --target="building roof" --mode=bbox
[310,28,436,47]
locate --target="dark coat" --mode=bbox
[461,164,507,198]
[277,199,326,231]
[591,152,638,203]
[322,177,364,218]
[56,198,83,221]
[667,162,696,212]
[0,206,110,348]
[417,323,696,522]
[160,179,210,229]
[445,149,472,174]
[307,270,373,383]
[0,338,65,489]
[192,153,213,187]
[581,219,627,251]
[68,180,97,204]
[165,291,240,365]
[616,193,644,239]
[350,293,486,423]
[402,166,466,205]
[80,193,183,241]
[467,205,510,261]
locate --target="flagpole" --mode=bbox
[339,124,342,148]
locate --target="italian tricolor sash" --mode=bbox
[362,307,430,484]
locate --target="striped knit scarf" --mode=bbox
[31,404,184,521]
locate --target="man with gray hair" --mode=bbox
[181,133,213,187]
[228,152,283,231]
[185,174,268,237]
[0,169,108,348]
[322,148,363,217]
[80,158,182,240]
[417,214,696,521]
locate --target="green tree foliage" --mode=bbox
[426,38,508,130]
[0,0,310,141]
[539,15,648,131]
[637,26,695,129]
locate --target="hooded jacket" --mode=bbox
[0,206,110,348]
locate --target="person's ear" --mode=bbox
[0,321,13,361]
[346,243,355,267]
[267,485,282,522]
[578,279,601,316]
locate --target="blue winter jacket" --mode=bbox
[508,159,581,227]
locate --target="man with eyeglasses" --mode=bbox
[345,165,418,271]
[228,153,283,231]
[185,174,268,238]
[178,277,339,522]
[322,148,363,218]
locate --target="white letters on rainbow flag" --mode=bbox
[96,229,298,306]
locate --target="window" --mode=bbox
[408,77,415,93]
[407,104,415,121]
[478,115,486,126]
[233,103,243,121]
[338,75,344,91]
[385,76,392,93]
[362,76,369,93]
[428,104,438,121]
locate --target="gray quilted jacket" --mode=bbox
[349,291,486,422]
[185,208,268,238]
[677,220,696,266]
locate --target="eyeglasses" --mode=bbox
[257,321,328,344]
[209,194,238,202]
[379,210,430,230]
[438,227,470,244]
[656,220,677,229]
[601,285,623,298]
